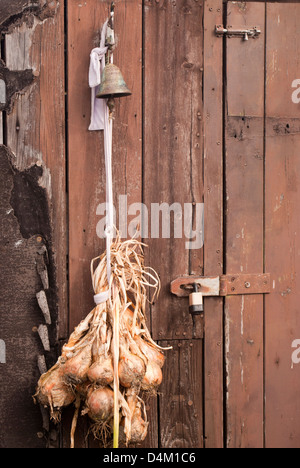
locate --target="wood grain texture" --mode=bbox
[5,2,67,339]
[67,0,145,447]
[159,340,203,448]
[0,60,34,113]
[265,2,300,448]
[0,0,59,32]
[68,0,143,332]
[0,1,66,448]
[0,147,52,448]
[266,2,300,118]
[227,2,265,118]
[225,2,265,449]
[144,0,204,342]
[203,0,224,448]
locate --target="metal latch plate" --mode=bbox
[171,273,271,298]
[215,25,261,40]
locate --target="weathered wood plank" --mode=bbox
[0,1,66,448]
[0,146,52,448]
[68,0,143,332]
[0,0,59,32]
[0,60,34,113]
[225,1,265,449]
[144,0,204,449]
[203,0,224,449]
[67,0,144,447]
[159,340,203,448]
[5,2,67,339]
[144,0,204,342]
[265,2,300,448]
[227,2,265,118]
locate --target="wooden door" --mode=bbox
[219,1,300,448]
[1,0,300,450]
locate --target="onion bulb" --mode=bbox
[130,406,148,444]
[141,361,163,391]
[85,387,114,422]
[35,365,75,415]
[76,380,91,398]
[63,344,92,384]
[87,356,114,386]
[135,336,165,368]
[118,351,146,388]
[122,309,134,327]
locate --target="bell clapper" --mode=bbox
[107,97,115,119]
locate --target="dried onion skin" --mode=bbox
[85,387,114,423]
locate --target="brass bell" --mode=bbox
[96,63,132,100]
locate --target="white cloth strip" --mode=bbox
[88,19,108,131]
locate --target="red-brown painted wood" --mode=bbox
[265,2,300,448]
[203,0,224,449]
[225,1,265,449]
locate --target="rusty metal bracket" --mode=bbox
[171,273,271,298]
[215,25,261,41]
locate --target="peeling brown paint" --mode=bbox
[0,145,59,447]
[10,164,51,240]
[0,0,59,33]
[0,60,34,113]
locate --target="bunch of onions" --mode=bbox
[34,235,170,448]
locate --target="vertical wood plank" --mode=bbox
[0,2,66,447]
[67,0,144,446]
[266,3,300,119]
[5,5,67,339]
[227,2,265,118]
[144,0,204,448]
[0,147,47,448]
[203,0,224,448]
[159,340,203,448]
[225,1,265,449]
[68,0,142,331]
[265,2,300,448]
[144,0,204,341]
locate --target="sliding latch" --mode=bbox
[215,25,261,41]
[171,273,271,299]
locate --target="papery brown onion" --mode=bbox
[122,309,141,335]
[118,352,146,388]
[85,387,114,422]
[141,361,163,391]
[122,308,134,327]
[35,365,75,413]
[87,356,114,386]
[76,380,91,398]
[135,336,165,368]
[63,344,92,384]
[130,406,148,444]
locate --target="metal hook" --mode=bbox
[109,2,115,28]
[106,2,116,63]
